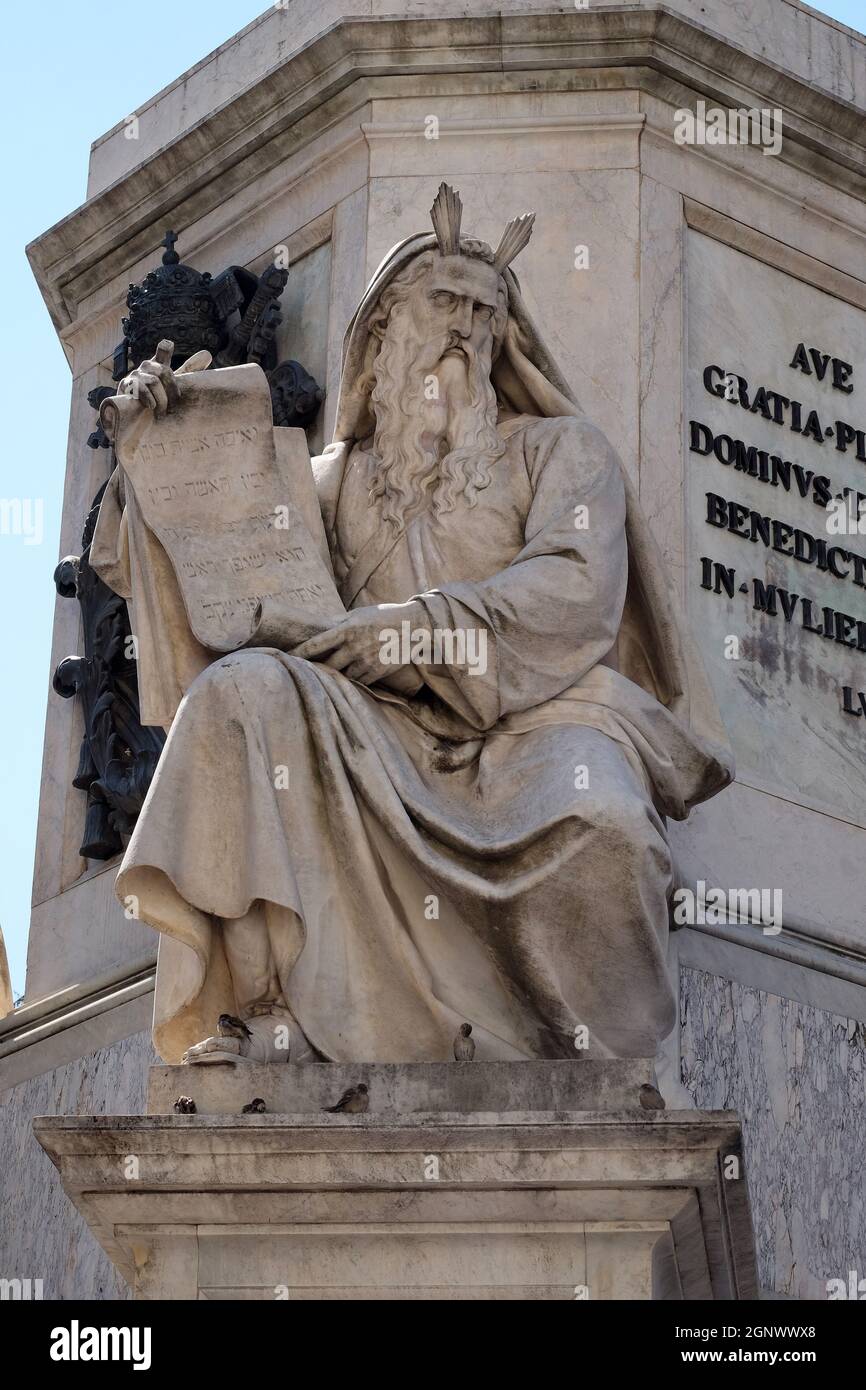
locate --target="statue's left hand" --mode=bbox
[293,601,429,686]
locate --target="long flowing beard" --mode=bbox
[434,355,505,517]
[369,317,506,530]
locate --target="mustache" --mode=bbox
[412,332,474,367]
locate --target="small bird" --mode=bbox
[639,1083,666,1112]
[217,1013,252,1041]
[324,1083,369,1114]
[173,1095,196,1114]
[242,1097,267,1114]
[453,1022,476,1061]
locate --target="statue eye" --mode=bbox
[474,302,494,320]
[431,290,458,307]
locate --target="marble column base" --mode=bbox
[35,1062,757,1300]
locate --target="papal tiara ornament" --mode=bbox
[429,182,536,272]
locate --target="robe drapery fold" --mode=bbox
[119,651,679,1062]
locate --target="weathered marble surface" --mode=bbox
[686,230,866,830]
[146,1058,655,1116]
[85,1,866,197]
[0,1030,155,1300]
[36,1101,757,1300]
[680,966,866,1300]
[26,867,156,1005]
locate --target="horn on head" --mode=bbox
[493,213,536,272]
[430,182,463,256]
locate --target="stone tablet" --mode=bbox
[101,362,344,654]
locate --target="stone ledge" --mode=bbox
[0,961,155,1093]
[34,1105,757,1300]
[146,1057,655,1116]
[0,956,155,1046]
[85,0,866,193]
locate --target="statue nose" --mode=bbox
[453,300,473,336]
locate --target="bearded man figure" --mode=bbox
[93,185,733,1067]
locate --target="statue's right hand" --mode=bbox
[118,338,212,418]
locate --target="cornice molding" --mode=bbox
[0,955,156,1057]
[684,197,866,310]
[26,8,866,341]
[360,113,648,139]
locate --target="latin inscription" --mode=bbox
[691,342,866,721]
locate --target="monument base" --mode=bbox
[35,1062,757,1300]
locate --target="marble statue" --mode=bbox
[91,185,733,1066]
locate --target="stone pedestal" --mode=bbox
[35,1062,757,1300]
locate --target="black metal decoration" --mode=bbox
[269,359,325,429]
[53,485,165,861]
[117,230,226,372]
[85,385,117,451]
[55,231,324,859]
[112,231,324,428]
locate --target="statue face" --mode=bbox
[397,254,502,387]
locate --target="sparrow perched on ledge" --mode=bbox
[324,1083,369,1114]
[639,1083,666,1112]
[242,1097,267,1113]
[453,1023,476,1060]
[173,1096,196,1114]
[217,1013,252,1041]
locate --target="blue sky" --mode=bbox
[0,0,863,1001]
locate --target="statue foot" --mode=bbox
[182,1008,317,1064]
[182,1035,243,1065]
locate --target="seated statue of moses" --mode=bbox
[91,184,733,1066]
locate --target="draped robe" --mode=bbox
[105,410,732,1063]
